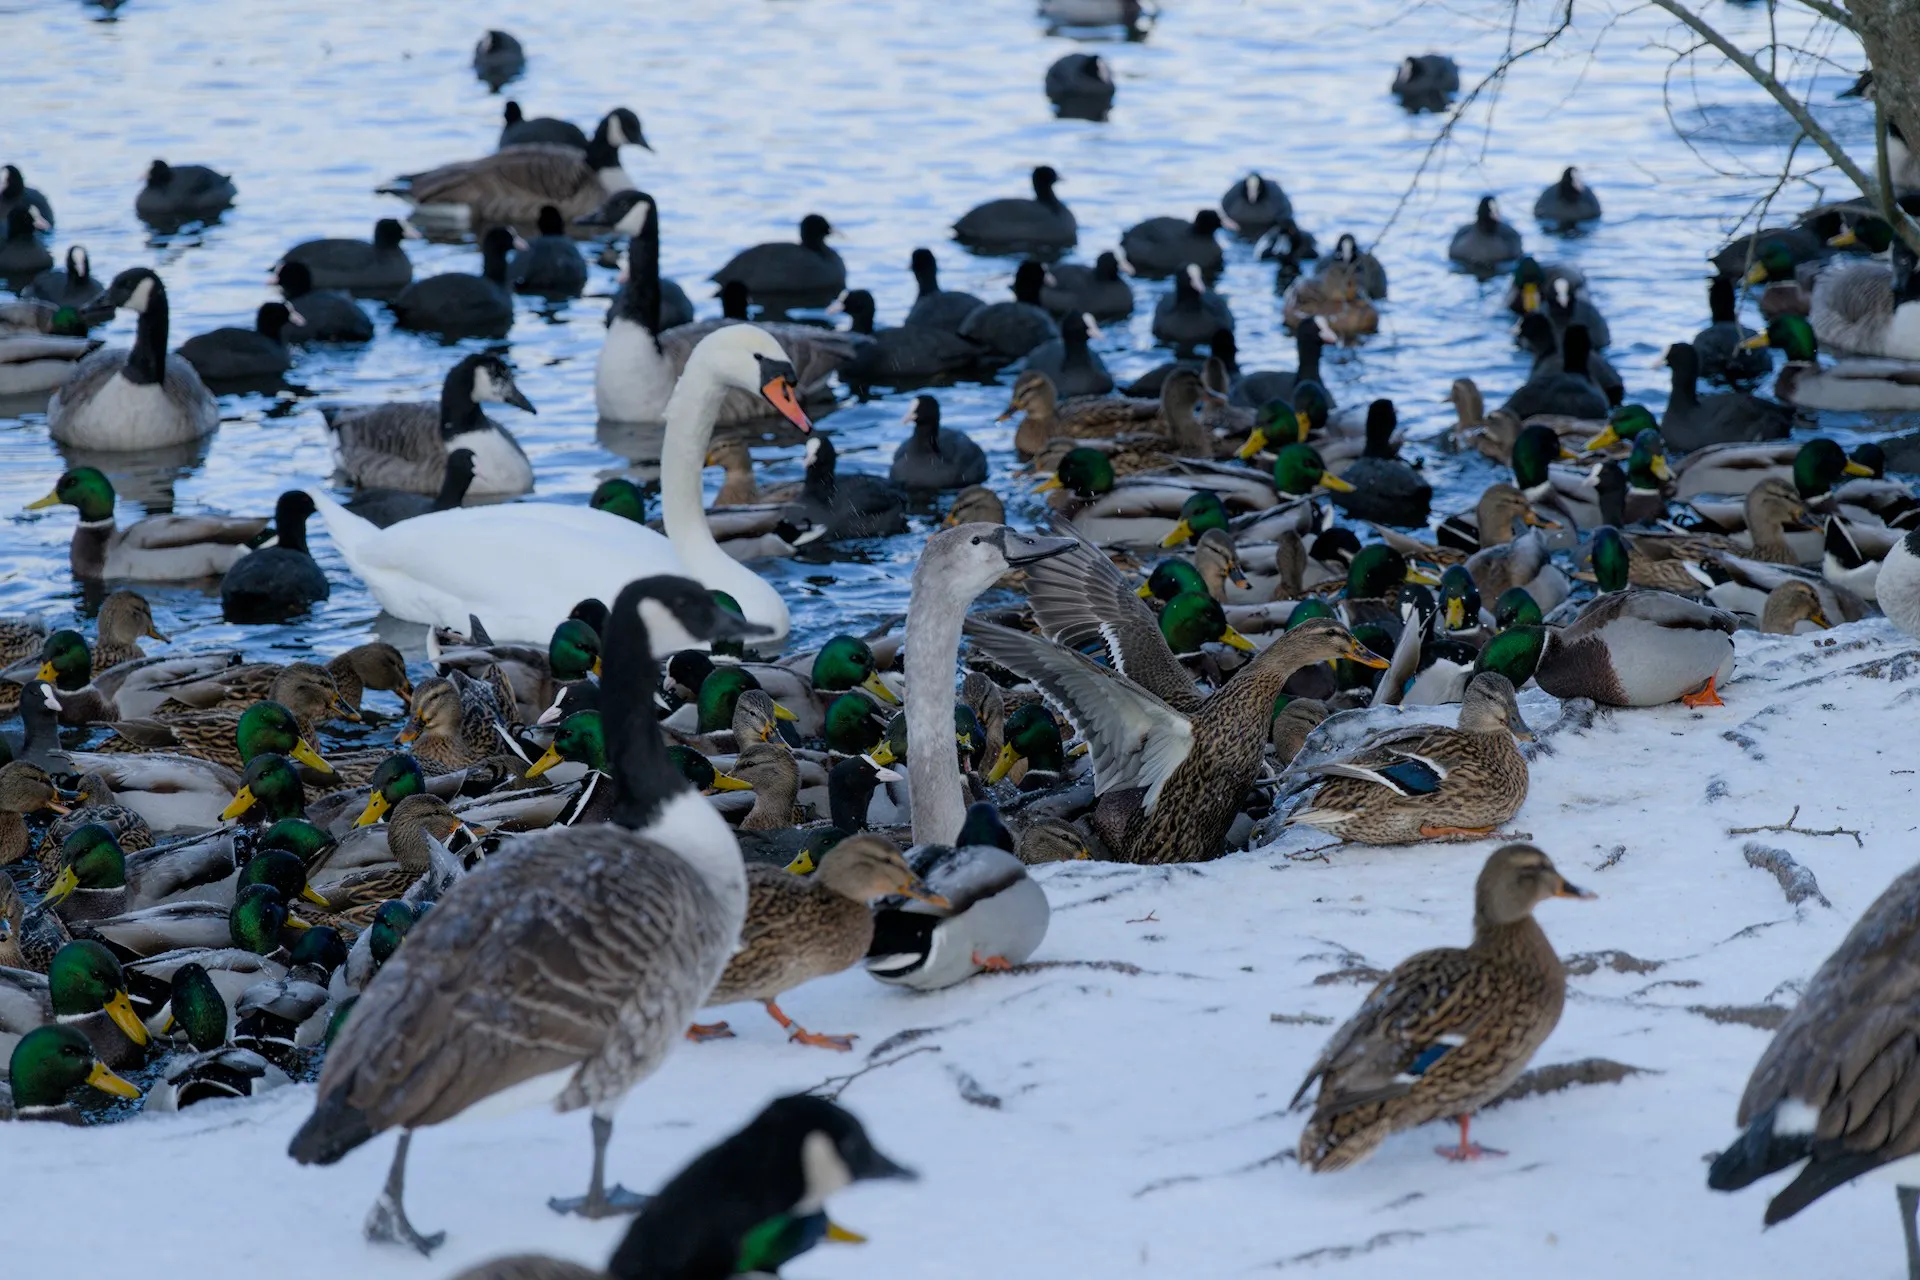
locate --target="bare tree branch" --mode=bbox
[1792,0,1856,33]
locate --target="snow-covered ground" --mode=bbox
[10,620,1920,1278]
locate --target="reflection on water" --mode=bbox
[0,0,1900,666]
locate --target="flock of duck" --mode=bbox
[11,11,1920,1278]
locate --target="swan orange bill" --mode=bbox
[760,376,812,433]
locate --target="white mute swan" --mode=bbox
[309,325,811,645]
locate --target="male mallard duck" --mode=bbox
[428,618,599,728]
[1293,843,1592,1170]
[987,702,1079,789]
[1282,672,1531,843]
[25,466,266,581]
[1743,313,1920,412]
[324,353,535,498]
[145,962,290,1112]
[98,685,340,774]
[1479,588,1735,707]
[689,835,945,1049]
[1808,237,1920,360]
[1659,343,1794,450]
[1,1025,141,1121]
[967,544,1383,863]
[288,578,767,1251]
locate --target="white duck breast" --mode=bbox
[1877,530,1920,639]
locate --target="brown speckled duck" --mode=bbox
[689,834,946,1050]
[91,591,167,674]
[0,761,73,866]
[149,642,411,718]
[1293,842,1593,1170]
[396,673,512,770]
[1283,672,1532,844]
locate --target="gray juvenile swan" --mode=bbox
[288,576,767,1252]
[47,268,218,450]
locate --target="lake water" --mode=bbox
[0,0,1889,660]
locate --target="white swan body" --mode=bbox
[312,326,806,646]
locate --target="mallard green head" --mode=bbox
[1852,442,1886,479]
[1744,313,1819,364]
[47,940,149,1049]
[667,743,716,791]
[589,477,647,523]
[954,703,986,768]
[1235,398,1312,458]
[236,700,333,775]
[1160,490,1229,548]
[229,883,299,954]
[1591,526,1630,592]
[1273,444,1354,497]
[289,924,349,976]
[33,629,92,692]
[1792,437,1875,498]
[1159,590,1255,655]
[1511,256,1545,311]
[49,307,87,339]
[1291,380,1332,435]
[261,817,335,866]
[1475,624,1546,685]
[170,963,229,1053]
[956,801,1016,852]
[868,711,909,768]
[1830,215,1894,253]
[735,1213,863,1276]
[1140,559,1209,602]
[696,665,760,734]
[1346,544,1434,599]
[354,754,425,827]
[368,901,416,968]
[709,590,746,658]
[1741,240,1798,286]
[1493,587,1544,629]
[1511,424,1574,492]
[1041,447,1116,499]
[1286,597,1335,629]
[219,754,306,824]
[324,995,358,1047]
[548,618,602,682]
[527,709,607,778]
[811,636,898,705]
[824,694,884,757]
[1437,565,1482,632]
[238,848,328,908]
[989,702,1065,783]
[1584,403,1657,453]
[25,467,116,523]
[1625,430,1671,489]
[1336,624,1394,688]
[44,823,126,905]
[7,1025,140,1110]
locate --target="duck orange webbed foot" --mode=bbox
[972,950,1014,972]
[789,1029,857,1052]
[685,1022,734,1042]
[1435,1116,1505,1162]
[1680,675,1725,709]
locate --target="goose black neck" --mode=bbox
[1597,463,1627,525]
[827,759,878,830]
[616,206,664,344]
[1895,243,1920,306]
[585,132,621,172]
[604,580,689,830]
[440,362,488,436]
[125,281,169,386]
[804,439,838,504]
[433,455,475,510]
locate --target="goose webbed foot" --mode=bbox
[549,1112,649,1219]
[364,1132,445,1256]
[686,1020,734,1042]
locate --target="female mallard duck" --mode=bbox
[1,1025,142,1121]
[1705,846,1920,1258]
[311,795,477,924]
[97,682,341,773]
[1808,236,1920,360]
[1375,483,1556,572]
[1293,843,1592,1170]
[967,540,1384,863]
[428,617,599,727]
[729,741,803,831]
[25,466,266,581]
[1281,672,1532,844]
[151,641,411,719]
[46,268,218,450]
[1742,313,1920,412]
[288,577,766,1249]
[1281,260,1377,344]
[1480,588,1736,707]
[1632,477,1808,567]
[0,762,74,867]
[998,370,1159,459]
[1659,342,1794,450]
[324,353,536,499]
[688,834,946,1049]
[397,673,515,771]
[91,591,166,674]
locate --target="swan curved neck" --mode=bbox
[906,568,970,846]
[660,373,729,573]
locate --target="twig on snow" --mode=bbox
[807,1045,940,1102]
[1728,805,1863,848]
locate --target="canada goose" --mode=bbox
[288,577,766,1250]
[322,352,534,497]
[343,449,478,528]
[382,108,645,232]
[47,269,217,451]
[278,218,416,296]
[134,160,235,228]
[389,227,516,338]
